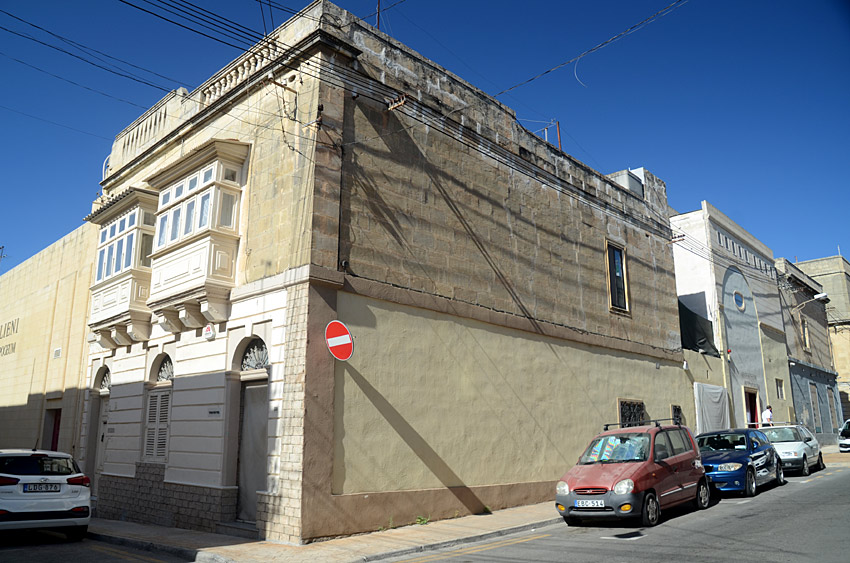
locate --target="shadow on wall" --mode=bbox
[345,366,489,515]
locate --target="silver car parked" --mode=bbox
[761,424,823,476]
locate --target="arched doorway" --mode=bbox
[87,367,111,497]
[236,338,269,523]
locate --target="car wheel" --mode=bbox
[641,492,660,526]
[65,526,87,542]
[801,455,810,476]
[693,479,710,510]
[745,468,757,497]
[776,460,785,485]
[817,453,825,471]
[563,515,582,526]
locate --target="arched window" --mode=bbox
[241,338,269,371]
[157,356,174,382]
[97,367,111,393]
[145,355,173,462]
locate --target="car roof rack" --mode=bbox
[603,417,682,431]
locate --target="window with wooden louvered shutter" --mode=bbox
[144,390,170,461]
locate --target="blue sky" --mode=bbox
[1,0,848,274]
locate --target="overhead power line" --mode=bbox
[495,0,689,97]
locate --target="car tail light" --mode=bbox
[0,476,20,486]
[67,475,91,487]
[71,506,90,515]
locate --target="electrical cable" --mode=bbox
[0,8,187,88]
[496,0,689,97]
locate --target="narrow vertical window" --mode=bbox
[607,243,628,311]
[96,248,105,281]
[161,190,170,207]
[105,244,114,277]
[114,238,124,273]
[174,182,184,199]
[140,234,153,267]
[170,208,182,241]
[119,218,126,233]
[801,318,810,349]
[184,200,195,235]
[199,192,211,228]
[124,233,134,269]
[157,215,168,247]
[100,229,107,244]
[219,192,235,228]
[128,212,136,227]
[187,175,198,192]
[109,224,116,238]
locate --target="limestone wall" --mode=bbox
[0,224,96,452]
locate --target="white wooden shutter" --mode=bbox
[144,391,170,461]
[155,392,170,458]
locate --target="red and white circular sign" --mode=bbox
[325,320,353,361]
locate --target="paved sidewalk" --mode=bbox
[88,502,562,563]
[88,448,850,562]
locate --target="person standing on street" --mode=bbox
[761,405,773,426]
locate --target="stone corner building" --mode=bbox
[79,0,690,542]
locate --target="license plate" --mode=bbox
[575,499,604,508]
[23,483,61,493]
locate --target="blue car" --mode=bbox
[695,429,785,496]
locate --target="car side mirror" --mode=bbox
[804,436,812,443]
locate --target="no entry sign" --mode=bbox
[325,320,353,361]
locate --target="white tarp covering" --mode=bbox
[694,382,730,435]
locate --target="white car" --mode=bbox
[761,425,823,476]
[839,420,850,453]
[0,449,91,540]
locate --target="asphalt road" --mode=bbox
[388,466,850,563]
[0,528,189,562]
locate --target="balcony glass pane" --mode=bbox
[115,239,124,273]
[124,233,134,269]
[128,212,136,227]
[157,215,168,247]
[170,208,182,241]
[184,200,195,235]
[199,192,211,228]
[96,249,105,281]
[141,234,153,267]
[105,245,114,277]
[220,192,235,228]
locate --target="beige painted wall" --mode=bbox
[332,292,696,495]
[0,224,96,451]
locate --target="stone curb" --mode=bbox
[86,530,202,561]
[86,518,564,563]
[360,518,563,562]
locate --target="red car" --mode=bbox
[555,421,709,526]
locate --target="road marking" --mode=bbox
[90,543,168,562]
[397,533,551,562]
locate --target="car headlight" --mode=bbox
[717,463,743,472]
[613,479,634,495]
[782,451,797,457]
[556,481,569,495]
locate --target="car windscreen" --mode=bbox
[697,433,748,452]
[762,427,802,443]
[0,455,79,476]
[580,433,650,464]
